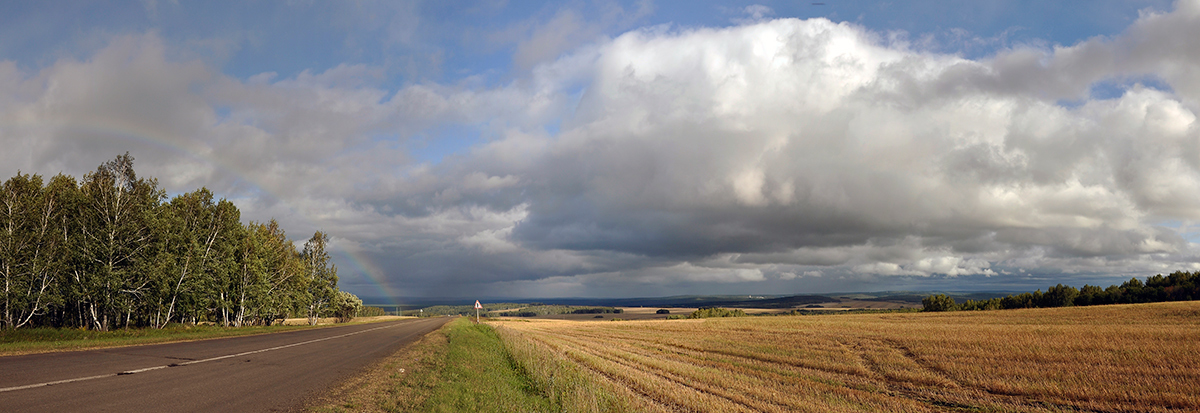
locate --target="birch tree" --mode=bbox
[258,220,305,325]
[232,220,302,326]
[0,154,352,329]
[301,231,338,325]
[0,174,76,329]
[0,173,38,329]
[23,175,75,329]
[153,188,241,328]
[75,153,164,330]
[207,204,241,327]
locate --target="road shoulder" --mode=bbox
[306,318,451,413]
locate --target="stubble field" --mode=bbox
[495,302,1199,412]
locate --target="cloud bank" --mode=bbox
[3,1,1200,297]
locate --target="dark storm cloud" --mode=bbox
[4,2,1200,297]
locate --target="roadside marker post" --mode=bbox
[475,300,483,323]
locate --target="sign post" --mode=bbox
[475,300,483,323]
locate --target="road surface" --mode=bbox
[0,317,451,412]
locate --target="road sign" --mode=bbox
[475,300,482,309]
[474,300,482,323]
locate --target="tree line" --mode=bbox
[1,153,357,330]
[922,270,1200,312]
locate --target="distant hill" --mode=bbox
[541,295,833,309]
[361,292,1012,310]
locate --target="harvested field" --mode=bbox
[496,301,1200,412]
[511,307,788,322]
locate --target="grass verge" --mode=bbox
[311,317,637,413]
[419,318,555,412]
[0,324,315,356]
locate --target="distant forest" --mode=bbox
[923,271,1200,312]
[1,153,357,330]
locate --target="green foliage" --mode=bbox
[958,298,1001,311]
[1,173,74,329]
[570,307,622,314]
[688,307,747,318]
[1042,284,1079,307]
[0,154,348,330]
[331,291,363,323]
[922,271,1200,313]
[421,319,554,412]
[73,153,167,331]
[357,306,387,317]
[921,294,957,312]
[302,231,339,325]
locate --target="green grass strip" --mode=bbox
[420,319,554,413]
[0,324,324,355]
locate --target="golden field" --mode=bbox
[494,302,1200,412]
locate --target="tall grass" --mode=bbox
[494,324,662,412]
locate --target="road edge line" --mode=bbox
[0,322,406,393]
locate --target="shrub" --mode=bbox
[656,309,670,314]
[921,294,957,312]
[332,291,363,323]
[572,307,622,314]
[689,307,747,319]
[357,306,387,317]
[959,298,1001,311]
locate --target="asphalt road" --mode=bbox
[0,317,451,412]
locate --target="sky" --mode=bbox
[3,0,1200,301]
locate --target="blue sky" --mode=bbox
[2,1,1199,299]
[1,1,1170,91]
